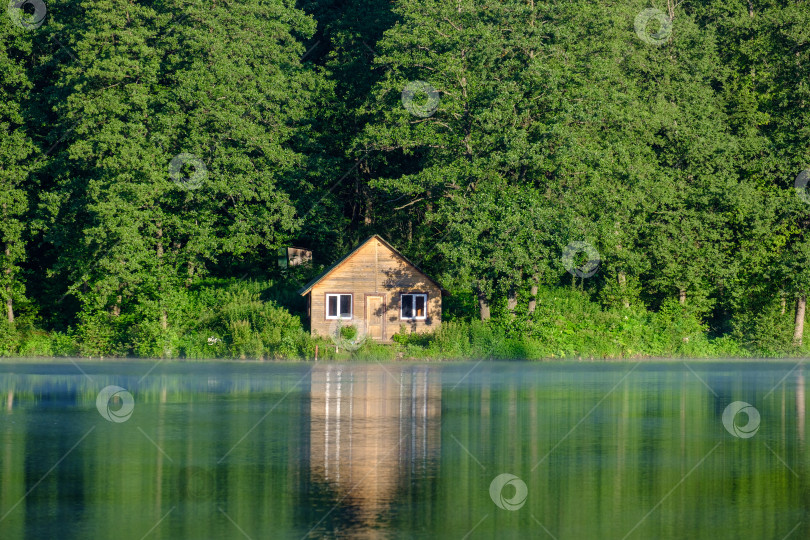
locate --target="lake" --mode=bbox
[0,360,807,539]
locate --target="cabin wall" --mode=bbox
[308,238,441,342]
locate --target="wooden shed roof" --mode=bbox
[298,235,447,296]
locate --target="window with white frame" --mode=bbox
[326,294,352,319]
[400,293,427,320]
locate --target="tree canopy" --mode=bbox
[1,0,809,357]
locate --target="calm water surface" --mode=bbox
[0,360,807,539]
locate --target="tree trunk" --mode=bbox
[528,278,538,314]
[618,271,629,308]
[364,194,372,225]
[794,295,806,347]
[615,227,629,308]
[507,288,517,317]
[157,225,168,331]
[110,279,122,317]
[477,286,490,321]
[666,0,678,19]
[4,245,13,323]
[679,289,686,305]
[781,292,787,315]
[111,295,121,317]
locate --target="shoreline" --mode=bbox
[0,356,805,364]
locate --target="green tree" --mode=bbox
[35,0,326,354]
[0,14,35,324]
[358,0,563,318]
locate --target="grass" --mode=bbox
[0,281,807,361]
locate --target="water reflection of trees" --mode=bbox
[1,364,808,539]
[308,364,441,535]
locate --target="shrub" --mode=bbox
[229,319,263,359]
[340,324,358,341]
[353,341,399,361]
[646,299,711,356]
[202,282,309,359]
[130,320,180,358]
[50,331,79,357]
[177,331,227,359]
[18,331,54,356]
[75,312,128,357]
[0,322,20,356]
[731,304,793,357]
[707,335,751,358]
[430,321,472,358]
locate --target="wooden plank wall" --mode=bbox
[309,237,441,341]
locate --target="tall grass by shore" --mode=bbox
[1,279,805,361]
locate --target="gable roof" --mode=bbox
[298,235,447,296]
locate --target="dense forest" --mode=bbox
[1,0,809,359]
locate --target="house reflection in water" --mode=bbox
[309,364,441,531]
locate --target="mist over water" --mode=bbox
[0,360,807,539]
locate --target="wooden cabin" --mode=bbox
[298,235,446,342]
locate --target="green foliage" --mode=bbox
[18,331,55,357]
[390,285,760,360]
[646,300,712,357]
[0,322,78,357]
[130,320,180,359]
[351,342,398,361]
[731,301,795,357]
[431,321,474,358]
[75,312,129,357]
[50,332,80,357]
[215,286,307,359]
[2,0,810,359]
[339,324,358,341]
[0,322,20,357]
[177,280,310,360]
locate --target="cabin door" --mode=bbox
[365,296,384,340]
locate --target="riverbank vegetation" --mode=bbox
[0,275,799,360]
[1,1,809,360]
